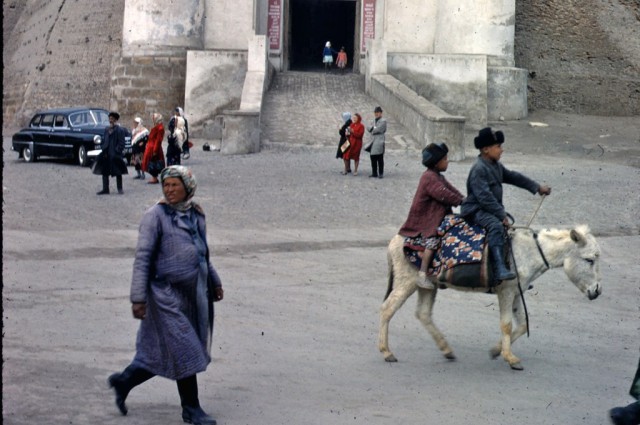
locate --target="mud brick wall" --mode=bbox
[515,0,640,115]
[2,0,125,129]
[110,55,187,126]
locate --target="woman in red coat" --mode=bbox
[342,113,365,175]
[142,113,166,184]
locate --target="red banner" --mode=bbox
[361,0,375,52]
[267,0,282,51]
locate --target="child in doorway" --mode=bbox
[461,127,551,281]
[336,47,347,72]
[322,41,337,70]
[398,143,464,289]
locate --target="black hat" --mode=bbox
[374,106,383,113]
[422,142,449,168]
[108,111,120,120]
[474,127,504,149]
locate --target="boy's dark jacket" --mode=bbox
[461,156,539,220]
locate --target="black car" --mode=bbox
[11,107,132,167]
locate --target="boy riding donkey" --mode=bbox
[462,127,552,281]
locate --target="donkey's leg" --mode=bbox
[496,289,523,370]
[509,293,529,345]
[415,284,455,360]
[490,294,528,360]
[379,280,416,362]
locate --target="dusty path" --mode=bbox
[2,108,639,425]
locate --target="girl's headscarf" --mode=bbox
[176,107,185,117]
[159,165,198,212]
[325,41,331,47]
[152,113,163,125]
[341,112,351,123]
[353,113,362,123]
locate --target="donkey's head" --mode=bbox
[562,226,602,300]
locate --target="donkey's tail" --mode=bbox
[384,246,395,301]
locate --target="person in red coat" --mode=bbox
[342,113,365,175]
[398,143,464,288]
[142,113,166,184]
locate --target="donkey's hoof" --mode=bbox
[384,354,398,362]
[444,352,456,360]
[489,347,501,359]
[510,362,524,371]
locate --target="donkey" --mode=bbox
[378,225,602,370]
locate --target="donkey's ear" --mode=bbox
[570,229,586,246]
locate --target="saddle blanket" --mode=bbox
[404,214,496,288]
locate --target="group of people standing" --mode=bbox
[336,106,387,178]
[94,107,191,194]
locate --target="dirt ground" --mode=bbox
[2,110,639,425]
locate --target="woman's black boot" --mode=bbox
[178,375,217,425]
[108,365,154,415]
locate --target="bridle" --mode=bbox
[507,195,550,337]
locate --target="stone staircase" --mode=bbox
[260,71,419,152]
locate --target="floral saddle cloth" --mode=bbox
[404,214,498,288]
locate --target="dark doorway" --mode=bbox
[290,0,356,71]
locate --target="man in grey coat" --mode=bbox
[367,106,387,178]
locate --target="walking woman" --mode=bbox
[108,166,224,425]
[142,113,165,184]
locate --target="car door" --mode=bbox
[32,114,55,156]
[50,114,73,157]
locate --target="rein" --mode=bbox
[507,195,550,338]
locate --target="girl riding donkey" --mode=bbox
[398,143,464,289]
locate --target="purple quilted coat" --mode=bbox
[129,203,221,380]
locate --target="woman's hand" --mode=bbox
[214,287,224,302]
[132,302,146,320]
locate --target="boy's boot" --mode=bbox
[490,244,516,281]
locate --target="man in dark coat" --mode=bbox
[94,111,128,195]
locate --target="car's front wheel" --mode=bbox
[22,146,36,163]
[77,145,89,167]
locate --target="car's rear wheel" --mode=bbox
[22,146,36,163]
[77,145,89,167]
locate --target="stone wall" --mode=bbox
[515,0,640,115]
[3,0,640,132]
[110,55,187,125]
[2,0,125,129]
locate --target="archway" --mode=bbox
[289,0,357,71]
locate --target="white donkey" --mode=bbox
[378,225,602,370]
